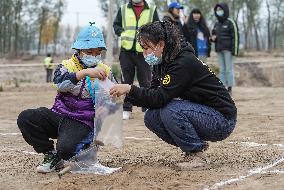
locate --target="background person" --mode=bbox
[184,8,211,63]
[211,2,239,94]
[44,53,54,83]
[163,2,185,37]
[113,0,159,120]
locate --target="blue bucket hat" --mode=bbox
[168,2,184,9]
[72,22,106,50]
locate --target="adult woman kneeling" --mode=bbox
[110,21,237,170]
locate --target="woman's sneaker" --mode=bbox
[36,151,63,173]
[175,142,210,171]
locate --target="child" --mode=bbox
[17,23,112,173]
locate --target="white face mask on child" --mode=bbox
[81,53,102,67]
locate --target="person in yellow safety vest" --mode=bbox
[44,53,54,82]
[113,0,159,120]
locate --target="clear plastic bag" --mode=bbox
[70,146,121,175]
[58,79,123,177]
[94,78,124,148]
[59,146,121,176]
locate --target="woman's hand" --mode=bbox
[110,84,131,97]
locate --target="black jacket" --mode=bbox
[212,3,239,56]
[113,1,160,52]
[126,44,237,119]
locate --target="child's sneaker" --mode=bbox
[36,151,63,173]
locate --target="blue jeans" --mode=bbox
[144,100,236,153]
[217,50,235,87]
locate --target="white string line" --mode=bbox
[204,157,284,190]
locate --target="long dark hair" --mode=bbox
[187,8,210,37]
[137,21,182,63]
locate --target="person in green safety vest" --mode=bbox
[44,53,54,82]
[113,0,159,120]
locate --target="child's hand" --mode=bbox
[85,67,107,80]
[110,84,131,97]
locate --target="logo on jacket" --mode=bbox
[162,74,171,85]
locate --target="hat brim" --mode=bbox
[169,5,184,9]
[72,40,107,50]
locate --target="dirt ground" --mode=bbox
[0,84,283,190]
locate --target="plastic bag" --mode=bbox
[58,79,123,177]
[60,146,121,176]
[94,79,124,148]
[70,146,121,175]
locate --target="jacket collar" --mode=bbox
[164,12,180,23]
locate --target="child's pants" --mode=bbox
[17,107,93,160]
[144,100,236,153]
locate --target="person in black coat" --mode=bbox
[110,21,237,170]
[211,2,239,94]
[183,8,211,63]
[163,2,185,37]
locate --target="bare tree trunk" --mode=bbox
[242,8,249,49]
[253,21,260,50]
[106,0,114,64]
[38,7,47,55]
[14,0,22,56]
[273,1,283,49]
[266,1,272,51]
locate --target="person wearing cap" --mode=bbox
[183,8,211,63]
[211,2,239,95]
[163,2,185,36]
[17,23,112,173]
[113,0,159,120]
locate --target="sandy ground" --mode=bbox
[0,84,283,190]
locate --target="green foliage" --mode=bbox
[0,85,3,92]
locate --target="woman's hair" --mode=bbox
[137,21,181,63]
[187,8,210,37]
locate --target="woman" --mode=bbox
[163,2,184,36]
[110,21,237,169]
[17,23,111,173]
[184,8,211,63]
[211,3,239,95]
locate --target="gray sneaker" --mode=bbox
[175,152,209,171]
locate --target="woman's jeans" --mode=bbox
[217,50,235,87]
[144,100,236,153]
